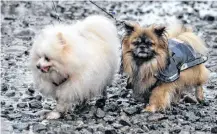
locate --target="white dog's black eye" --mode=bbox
[44,56,50,61]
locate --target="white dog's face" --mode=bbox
[31,31,71,80]
[36,55,53,73]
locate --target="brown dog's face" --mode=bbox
[123,22,168,63]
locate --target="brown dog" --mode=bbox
[122,22,210,112]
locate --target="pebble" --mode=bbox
[5,91,15,97]
[112,123,123,129]
[4,16,16,20]
[95,97,106,108]
[119,119,131,126]
[147,114,167,122]
[17,102,27,108]
[95,108,105,118]
[35,95,42,101]
[1,83,8,91]
[103,115,116,123]
[27,87,35,94]
[184,112,200,122]
[12,123,29,131]
[7,113,22,120]
[29,100,42,109]
[207,85,215,89]
[105,129,117,134]
[15,29,35,37]
[211,126,217,133]
[32,123,47,132]
[123,106,140,115]
[204,15,215,21]
[104,102,118,112]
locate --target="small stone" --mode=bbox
[123,106,140,115]
[74,120,84,130]
[172,127,182,133]
[204,15,215,21]
[195,111,206,117]
[213,45,217,49]
[32,123,47,132]
[35,95,42,101]
[142,125,149,132]
[147,113,167,122]
[5,104,14,111]
[119,90,128,98]
[28,87,35,94]
[195,125,203,130]
[50,11,60,20]
[12,123,29,131]
[120,126,130,133]
[29,100,42,109]
[17,102,27,108]
[207,85,215,89]
[202,101,210,106]
[148,124,158,130]
[103,115,116,123]
[105,129,117,134]
[4,16,16,20]
[5,91,15,97]
[7,113,22,120]
[1,83,8,91]
[119,119,131,126]
[1,101,6,105]
[135,128,144,133]
[112,123,123,129]
[15,29,35,37]
[24,50,29,56]
[184,112,200,122]
[95,97,106,108]
[104,102,118,112]
[182,95,197,104]
[95,108,105,118]
[211,126,217,133]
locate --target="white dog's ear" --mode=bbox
[57,32,66,45]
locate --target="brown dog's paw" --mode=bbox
[143,105,156,113]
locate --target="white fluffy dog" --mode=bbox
[30,15,120,119]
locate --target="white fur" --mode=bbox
[30,15,120,105]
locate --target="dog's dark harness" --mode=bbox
[52,75,70,86]
[154,39,208,83]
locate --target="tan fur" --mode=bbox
[166,23,208,55]
[122,22,210,112]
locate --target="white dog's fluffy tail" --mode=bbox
[78,15,120,47]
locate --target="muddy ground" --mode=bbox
[1,1,217,134]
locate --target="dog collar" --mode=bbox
[52,75,69,86]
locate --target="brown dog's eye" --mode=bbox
[44,56,50,61]
[132,40,140,45]
[132,41,138,45]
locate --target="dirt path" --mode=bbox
[1,1,217,134]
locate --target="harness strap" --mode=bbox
[180,56,208,71]
[52,75,69,86]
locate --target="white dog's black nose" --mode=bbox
[36,65,40,69]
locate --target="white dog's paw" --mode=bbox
[46,111,61,120]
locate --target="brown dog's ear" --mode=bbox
[154,26,166,37]
[124,22,135,35]
[57,32,66,45]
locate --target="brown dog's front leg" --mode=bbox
[144,84,172,112]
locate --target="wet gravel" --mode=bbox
[1,1,217,134]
